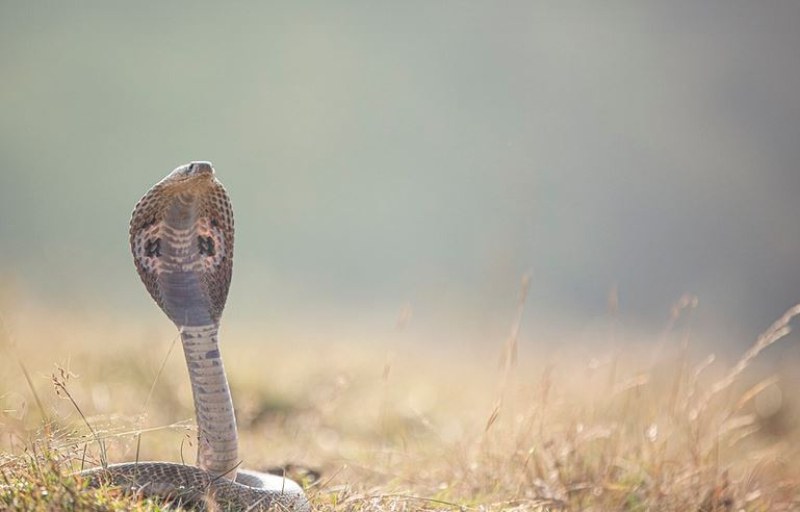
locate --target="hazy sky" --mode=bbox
[1,2,799,346]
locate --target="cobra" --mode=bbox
[81,162,309,511]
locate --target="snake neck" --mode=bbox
[180,324,239,480]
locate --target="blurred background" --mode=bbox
[1,2,799,353]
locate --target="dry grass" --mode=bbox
[1,296,799,511]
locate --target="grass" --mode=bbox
[0,296,799,511]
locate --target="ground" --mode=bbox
[1,301,799,511]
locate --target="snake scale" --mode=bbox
[80,162,309,511]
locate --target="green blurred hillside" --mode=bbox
[2,2,800,345]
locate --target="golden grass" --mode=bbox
[1,298,799,511]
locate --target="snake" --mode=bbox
[79,162,309,511]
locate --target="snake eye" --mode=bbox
[198,235,215,256]
[145,238,161,257]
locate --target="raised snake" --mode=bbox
[80,162,309,511]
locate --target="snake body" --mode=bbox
[81,162,308,511]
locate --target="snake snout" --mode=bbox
[188,161,215,176]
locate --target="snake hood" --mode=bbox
[129,161,235,327]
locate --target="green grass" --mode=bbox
[1,300,799,511]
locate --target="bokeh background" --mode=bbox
[2,2,800,352]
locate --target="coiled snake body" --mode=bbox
[81,162,309,511]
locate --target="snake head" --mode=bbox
[174,161,215,178]
[156,161,218,194]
